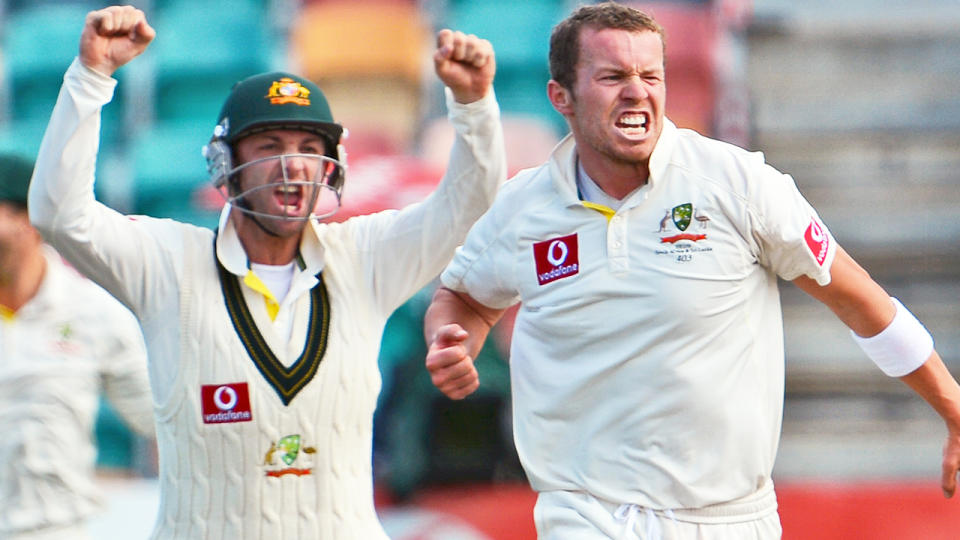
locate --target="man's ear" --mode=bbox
[547,80,574,116]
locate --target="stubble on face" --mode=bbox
[568,28,666,179]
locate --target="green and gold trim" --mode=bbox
[215,248,330,406]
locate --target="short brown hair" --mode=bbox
[549,2,665,90]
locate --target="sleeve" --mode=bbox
[27,58,185,316]
[95,288,156,438]
[746,158,837,286]
[441,178,524,310]
[358,88,507,313]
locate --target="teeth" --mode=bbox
[619,114,647,127]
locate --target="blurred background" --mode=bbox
[1,0,959,538]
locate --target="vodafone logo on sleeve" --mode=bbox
[533,233,579,285]
[804,218,829,266]
[201,382,253,424]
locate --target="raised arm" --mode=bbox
[424,287,506,400]
[433,29,495,104]
[361,30,505,313]
[793,247,960,497]
[28,5,173,310]
[80,5,155,76]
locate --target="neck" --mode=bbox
[0,246,47,313]
[578,154,649,200]
[232,213,301,265]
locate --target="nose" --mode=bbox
[621,75,649,101]
[281,154,309,180]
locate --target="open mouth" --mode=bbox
[274,184,305,214]
[615,112,649,136]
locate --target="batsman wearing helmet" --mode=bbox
[28,5,505,540]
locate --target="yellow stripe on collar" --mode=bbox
[581,200,616,222]
[243,270,280,321]
[0,304,15,322]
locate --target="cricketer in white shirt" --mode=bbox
[0,246,154,540]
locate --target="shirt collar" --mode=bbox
[648,118,677,187]
[547,134,581,206]
[215,204,327,277]
[548,118,678,206]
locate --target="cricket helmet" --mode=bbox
[203,72,348,221]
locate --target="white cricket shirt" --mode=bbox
[0,247,153,536]
[29,58,505,539]
[442,120,837,510]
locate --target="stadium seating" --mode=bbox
[418,113,562,176]
[146,0,274,124]
[128,119,220,227]
[288,0,431,152]
[0,118,48,160]
[443,0,568,135]
[0,2,127,145]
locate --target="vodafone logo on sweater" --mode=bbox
[201,382,253,424]
[804,218,829,266]
[533,233,579,285]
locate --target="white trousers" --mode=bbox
[534,483,782,540]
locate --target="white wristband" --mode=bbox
[851,297,933,377]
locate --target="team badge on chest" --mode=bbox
[201,382,253,424]
[533,233,579,285]
[262,434,316,477]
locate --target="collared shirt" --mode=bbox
[0,247,153,534]
[29,57,505,539]
[442,119,836,509]
[30,58,506,405]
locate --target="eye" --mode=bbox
[257,142,279,152]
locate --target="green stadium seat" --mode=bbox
[129,120,220,227]
[1,2,127,145]
[0,118,48,159]
[444,0,566,133]
[147,1,274,123]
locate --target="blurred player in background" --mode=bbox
[0,153,154,540]
[28,5,504,539]
[424,2,960,538]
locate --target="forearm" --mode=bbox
[438,88,506,226]
[900,351,960,428]
[367,91,505,310]
[27,59,181,314]
[29,59,116,240]
[424,287,501,358]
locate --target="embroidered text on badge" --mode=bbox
[533,234,580,285]
[201,382,253,424]
[804,218,829,266]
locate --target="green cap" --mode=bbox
[0,153,35,207]
[215,72,344,152]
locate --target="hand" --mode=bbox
[433,29,496,104]
[941,427,960,497]
[425,324,480,399]
[79,5,155,76]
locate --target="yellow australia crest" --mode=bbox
[266,78,311,106]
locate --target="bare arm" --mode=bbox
[423,287,506,399]
[793,247,960,497]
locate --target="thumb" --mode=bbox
[130,19,156,44]
[433,324,469,348]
